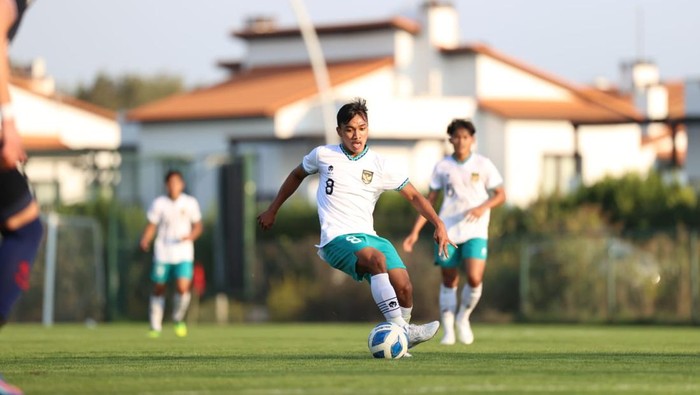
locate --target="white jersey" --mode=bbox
[429,153,503,244]
[302,144,409,247]
[147,193,202,263]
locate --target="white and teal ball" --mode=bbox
[367,322,408,359]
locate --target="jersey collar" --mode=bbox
[339,144,369,161]
[451,152,472,164]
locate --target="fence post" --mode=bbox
[42,212,58,327]
[106,199,119,321]
[519,244,531,319]
[691,231,699,324]
[606,238,616,321]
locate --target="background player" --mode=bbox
[403,119,505,345]
[140,170,202,338]
[1,0,41,393]
[257,98,456,351]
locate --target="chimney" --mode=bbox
[423,0,459,49]
[245,16,277,33]
[620,60,659,93]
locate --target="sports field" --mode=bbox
[1,323,699,394]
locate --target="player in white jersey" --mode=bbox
[403,119,505,345]
[140,170,203,338]
[257,98,455,351]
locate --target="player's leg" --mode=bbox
[455,238,488,344]
[171,261,193,337]
[0,168,42,395]
[433,242,460,344]
[372,236,439,349]
[148,262,170,337]
[0,216,42,327]
[439,268,459,345]
[320,234,438,348]
[320,234,407,325]
[354,246,407,326]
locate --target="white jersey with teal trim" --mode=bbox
[302,144,409,248]
[147,193,202,263]
[429,153,503,244]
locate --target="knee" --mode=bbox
[442,272,459,288]
[153,284,166,296]
[466,275,482,288]
[359,250,387,275]
[395,279,412,297]
[176,284,191,294]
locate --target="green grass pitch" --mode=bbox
[1,323,699,394]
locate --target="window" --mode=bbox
[541,154,580,196]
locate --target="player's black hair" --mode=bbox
[336,97,368,127]
[446,119,476,136]
[164,169,184,183]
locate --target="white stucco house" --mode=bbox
[10,65,121,206]
[683,78,700,185]
[127,1,682,211]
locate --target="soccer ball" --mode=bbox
[367,322,408,359]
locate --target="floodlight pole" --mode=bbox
[290,0,337,145]
[42,212,58,327]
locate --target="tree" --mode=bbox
[74,72,184,111]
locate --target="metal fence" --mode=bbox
[514,232,700,323]
[11,213,105,324]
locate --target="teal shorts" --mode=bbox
[319,233,406,282]
[151,260,194,284]
[434,238,488,268]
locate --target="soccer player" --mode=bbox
[257,98,454,351]
[1,0,40,393]
[402,119,505,345]
[140,170,202,338]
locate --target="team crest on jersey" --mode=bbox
[362,170,374,184]
[471,172,480,183]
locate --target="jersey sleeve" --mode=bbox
[301,147,320,175]
[190,197,203,223]
[428,162,443,191]
[484,158,504,190]
[146,198,160,224]
[381,157,409,191]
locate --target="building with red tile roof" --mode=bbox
[9,68,120,206]
[127,1,689,208]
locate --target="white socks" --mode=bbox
[439,284,457,335]
[439,284,458,315]
[172,292,191,323]
[149,295,165,331]
[150,292,192,330]
[457,283,483,321]
[370,273,407,326]
[400,306,413,324]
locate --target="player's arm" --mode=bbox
[399,182,455,258]
[402,189,440,252]
[465,186,506,222]
[0,5,26,169]
[257,164,309,230]
[183,220,203,242]
[140,223,157,252]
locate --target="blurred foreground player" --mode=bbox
[1,1,41,394]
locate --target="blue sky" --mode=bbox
[9,0,699,91]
